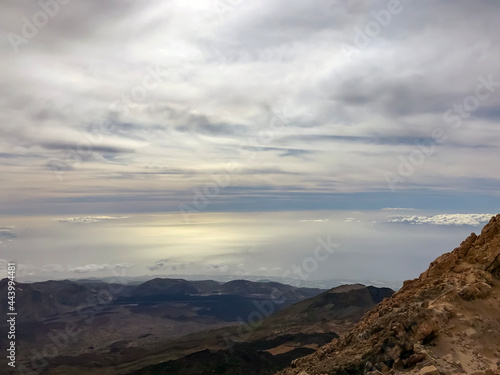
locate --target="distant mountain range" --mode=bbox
[0,274,395,374]
[62,274,402,291]
[0,277,323,324]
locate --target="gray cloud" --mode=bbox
[174,114,249,137]
[68,263,133,273]
[58,216,129,224]
[243,146,316,158]
[148,258,187,272]
[0,227,16,239]
[0,0,499,216]
[387,214,495,226]
[41,142,135,154]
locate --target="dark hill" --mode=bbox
[251,283,394,339]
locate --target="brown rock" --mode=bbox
[417,361,435,370]
[406,352,428,367]
[459,282,492,300]
[415,318,439,342]
[378,362,390,373]
[419,365,440,375]
[393,358,404,371]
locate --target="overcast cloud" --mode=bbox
[0,0,499,215]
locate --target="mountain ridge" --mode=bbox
[276,214,500,375]
[249,284,394,340]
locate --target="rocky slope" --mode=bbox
[251,284,394,339]
[277,214,500,375]
[127,334,338,375]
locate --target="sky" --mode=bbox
[1,1,499,283]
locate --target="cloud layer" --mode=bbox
[1,1,500,215]
[387,213,495,226]
[68,263,132,273]
[57,216,129,224]
[0,227,16,241]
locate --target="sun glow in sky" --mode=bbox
[0,210,494,284]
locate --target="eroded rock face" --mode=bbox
[459,282,492,300]
[276,214,500,375]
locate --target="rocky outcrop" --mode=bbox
[276,214,500,375]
